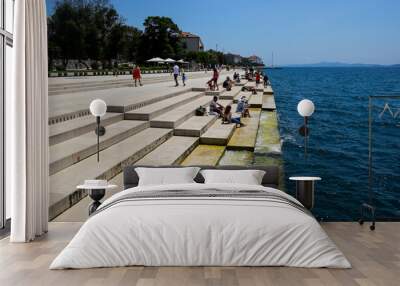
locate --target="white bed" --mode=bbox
[50,182,351,269]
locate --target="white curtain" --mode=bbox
[9,0,49,242]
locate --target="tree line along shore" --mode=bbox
[48,0,262,72]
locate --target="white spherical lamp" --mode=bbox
[89,99,107,162]
[297,99,315,117]
[90,99,107,117]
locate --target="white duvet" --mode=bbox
[50,183,351,269]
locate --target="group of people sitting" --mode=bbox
[245,69,270,87]
[206,68,241,91]
[209,96,250,128]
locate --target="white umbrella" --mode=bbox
[147,57,165,63]
[177,59,188,63]
[164,58,176,63]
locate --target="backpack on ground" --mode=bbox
[195,106,206,116]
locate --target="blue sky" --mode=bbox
[46,0,400,65]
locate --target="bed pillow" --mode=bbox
[200,169,266,185]
[135,167,201,186]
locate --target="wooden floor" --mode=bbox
[0,222,399,286]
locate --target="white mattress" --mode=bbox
[50,183,351,269]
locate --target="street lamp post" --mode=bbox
[297,99,315,158]
[89,99,107,162]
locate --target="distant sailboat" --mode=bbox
[264,52,283,69]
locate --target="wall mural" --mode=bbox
[46,1,400,224]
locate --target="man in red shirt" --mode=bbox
[255,72,261,87]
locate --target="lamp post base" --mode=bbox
[289,177,321,210]
[88,189,105,215]
[295,180,315,210]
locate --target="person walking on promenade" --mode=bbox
[173,64,180,86]
[132,65,142,87]
[212,67,219,90]
[255,71,261,86]
[182,69,187,86]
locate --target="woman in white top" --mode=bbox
[173,64,180,86]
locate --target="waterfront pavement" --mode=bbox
[49,70,233,121]
[49,72,279,221]
[48,70,214,85]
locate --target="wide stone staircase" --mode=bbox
[49,85,243,220]
[49,72,225,96]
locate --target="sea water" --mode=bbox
[261,67,400,221]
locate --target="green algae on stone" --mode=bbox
[218,150,254,166]
[181,145,225,166]
[255,111,282,154]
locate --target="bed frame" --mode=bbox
[123,165,280,189]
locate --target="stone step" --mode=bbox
[218,150,254,166]
[50,120,149,175]
[227,109,261,151]
[135,136,199,165]
[200,118,237,145]
[49,87,191,125]
[254,110,282,155]
[49,73,221,96]
[49,78,132,89]
[262,94,276,110]
[192,87,206,92]
[49,127,173,220]
[219,86,242,100]
[49,76,173,91]
[174,115,218,137]
[215,99,233,106]
[49,113,123,145]
[245,81,264,92]
[263,85,274,95]
[235,80,248,86]
[205,89,225,96]
[150,96,213,129]
[181,145,226,166]
[192,82,224,93]
[107,88,192,114]
[124,91,203,120]
[49,81,135,96]
[248,94,263,107]
[233,92,252,103]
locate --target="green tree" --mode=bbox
[120,26,142,62]
[48,0,88,68]
[48,0,142,69]
[138,16,184,63]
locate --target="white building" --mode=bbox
[181,32,204,52]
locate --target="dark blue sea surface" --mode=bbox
[264,67,400,221]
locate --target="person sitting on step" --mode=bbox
[222,105,245,128]
[222,76,233,91]
[236,96,251,118]
[207,79,215,90]
[209,96,224,117]
[263,73,269,87]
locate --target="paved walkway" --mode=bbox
[49,70,217,85]
[49,71,234,118]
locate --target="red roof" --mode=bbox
[181,32,200,38]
